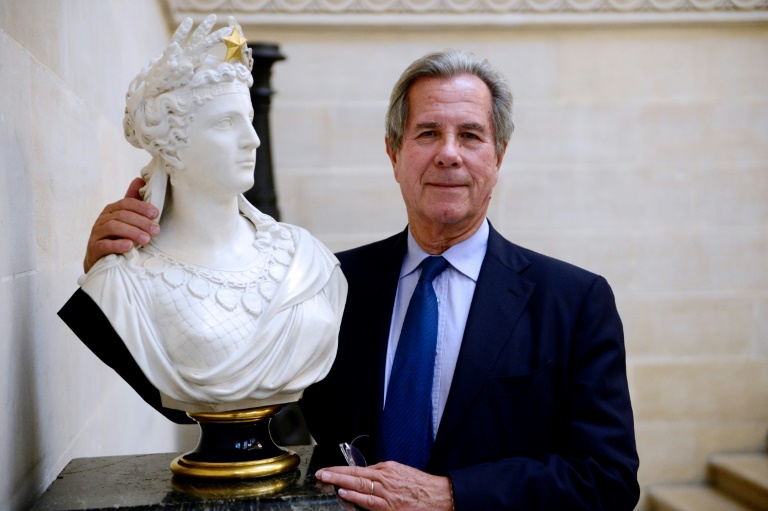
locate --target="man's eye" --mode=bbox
[461,132,479,140]
[215,118,233,129]
[419,131,436,137]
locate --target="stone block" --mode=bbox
[331,104,390,168]
[630,359,768,422]
[557,29,712,102]
[282,172,406,237]
[620,295,755,358]
[633,231,708,293]
[0,33,37,278]
[494,164,697,231]
[635,421,699,486]
[702,227,768,291]
[0,2,67,86]
[272,106,334,169]
[509,102,631,165]
[270,32,416,102]
[706,33,768,100]
[708,102,768,163]
[698,163,768,228]
[694,422,768,473]
[632,103,715,166]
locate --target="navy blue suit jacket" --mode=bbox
[301,224,640,510]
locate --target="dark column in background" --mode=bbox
[246,43,312,445]
[245,43,285,221]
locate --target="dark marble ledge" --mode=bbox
[32,445,350,510]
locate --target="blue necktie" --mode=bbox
[380,255,449,470]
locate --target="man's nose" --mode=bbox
[434,136,461,168]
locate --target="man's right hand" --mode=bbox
[83,177,160,273]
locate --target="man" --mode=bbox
[80,50,639,510]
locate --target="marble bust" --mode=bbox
[77,15,347,413]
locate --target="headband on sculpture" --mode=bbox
[123,14,253,219]
[125,14,252,123]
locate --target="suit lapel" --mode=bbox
[430,226,535,463]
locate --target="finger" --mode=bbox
[90,239,135,259]
[83,238,134,274]
[94,209,159,238]
[316,465,368,477]
[92,217,156,246]
[336,487,385,511]
[99,196,158,219]
[124,177,146,201]
[84,209,159,274]
[316,469,369,490]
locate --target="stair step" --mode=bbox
[648,485,754,511]
[710,453,768,510]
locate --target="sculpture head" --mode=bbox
[122,15,255,218]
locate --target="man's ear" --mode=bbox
[495,142,508,170]
[385,137,397,164]
[385,137,400,181]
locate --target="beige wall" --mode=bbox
[255,24,768,508]
[0,2,197,509]
[1,1,766,509]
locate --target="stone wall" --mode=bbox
[0,2,195,509]
[251,23,768,509]
[1,0,766,508]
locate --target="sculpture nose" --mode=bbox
[243,123,260,150]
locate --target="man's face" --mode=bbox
[176,92,260,198]
[387,74,505,240]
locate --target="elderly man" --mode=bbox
[80,50,639,510]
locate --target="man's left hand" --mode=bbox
[315,462,453,511]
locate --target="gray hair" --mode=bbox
[385,49,513,157]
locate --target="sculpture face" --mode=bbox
[175,92,260,199]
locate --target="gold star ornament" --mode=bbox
[224,27,247,62]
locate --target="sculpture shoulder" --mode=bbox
[77,248,148,286]
[76,248,161,311]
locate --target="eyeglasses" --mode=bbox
[339,435,368,467]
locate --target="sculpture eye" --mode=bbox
[215,117,233,129]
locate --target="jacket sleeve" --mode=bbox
[448,276,640,510]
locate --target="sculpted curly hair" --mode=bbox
[123,59,252,219]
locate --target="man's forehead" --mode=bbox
[408,75,491,105]
[409,74,491,96]
[413,120,488,131]
[406,75,493,126]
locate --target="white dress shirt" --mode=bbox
[383,219,489,437]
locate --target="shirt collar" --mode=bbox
[402,219,489,282]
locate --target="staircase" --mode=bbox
[648,452,768,511]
